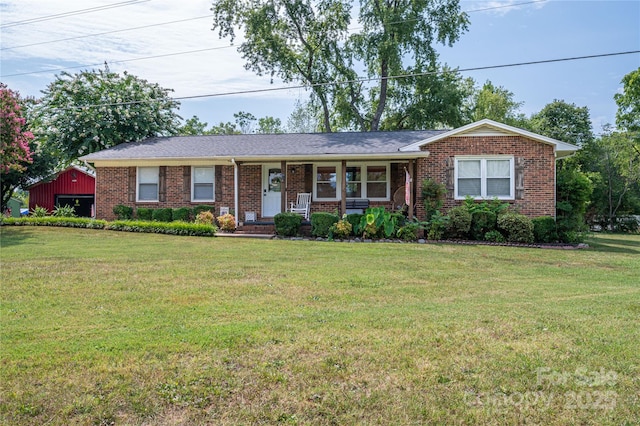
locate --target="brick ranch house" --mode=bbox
[80,119,578,229]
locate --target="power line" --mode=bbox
[1,15,211,51]
[46,50,640,111]
[0,0,150,28]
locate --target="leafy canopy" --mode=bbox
[37,66,181,162]
[1,83,33,174]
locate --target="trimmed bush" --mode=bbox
[345,213,363,235]
[113,204,134,220]
[497,213,534,244]
[152,208,173,222]
[274,212,302,237]
[311,212,339,238]
[193,205,215,217]
[445,206,471,239]
[195,211,214,225]
[484,230,506,243]
[172,207,192,222]
[397,222,421,241]
[137,208,153,221]
[108,220,216,236]
[1,217,106,229]
[217,213,236,232]
[532,216,558,243]
[470,210,497,241]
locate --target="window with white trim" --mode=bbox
[346,163,389,200]
[137,166,159,202]
[314,164,340,200]
[455,157,514,199]
[191,166,215,202]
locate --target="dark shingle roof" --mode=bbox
[80,130,446,161]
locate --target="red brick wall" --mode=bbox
[95,165,235,221]
[415,135,556,220]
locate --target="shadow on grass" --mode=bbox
[586,234,640,254]
[0,226,35,248]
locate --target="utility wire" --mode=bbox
[45,50,640,111]
[0,0,150,28]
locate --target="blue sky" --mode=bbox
[1,0,638,134]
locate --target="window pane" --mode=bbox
[487,160,510,178]
[458,178,481,197]
[194,183,214,200]
[317,182,336,198]
[316,166,336,182]
[346,183,361,198]
[367,166,386,182]
[367,182,386,198]
[346,166,361,182]
[487,178,510,196]
[458,160,481,178]
[139,183,158,200]
[194,167,214,183]
[268,169,282,192]
[139,167,158,184]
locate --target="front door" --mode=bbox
[262,164,282,218]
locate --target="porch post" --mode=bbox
[408,159,414,221]
[341,160,347,216]
[232,159,239,223]
[281,160,287,215]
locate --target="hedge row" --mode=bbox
[0,217,107,229]
[114,205,216,222]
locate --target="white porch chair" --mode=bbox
[289,192,311,220]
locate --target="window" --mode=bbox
[137,167,159,201]
[314,164,339,200]
[192,166,215,202]
[346,163,389,200]
[455,157,514,199]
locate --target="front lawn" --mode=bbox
[1,227,638,425]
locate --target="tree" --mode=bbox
[614,67,640,136]
[233,111,257,134]
[256,116,284,134]
[286,99,319,133]
[528,100,594,147]
[179,116,209,135]
[470,80,525,125]
[212,0,469,132]
[37,65,181,162]
[1,84,32,175]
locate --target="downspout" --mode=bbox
[231,158,239,223]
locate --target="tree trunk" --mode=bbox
[370,59,389,132]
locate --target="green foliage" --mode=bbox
[192,205,215,217]
[471,80,524,125]
[556,166,592,243]
[136,208,153,221]
[52,204,76,217]
[345,213,364,234]
[178,115,209,135]
[37,65,180,163]
[113,204,134,220]
[445,205,471,239]
[256,116,284,134]
[396,222,421,242]
[152,208,173,222]
[30,205,48,217]
[172,207,191,222]
[532,216,558,243]
[194,211,215,226]
[528,99,594,146]
[274,212,302,237]
[330,218,353,239]
[470,210,497,241]
[425,210,449,240]
[421,178,446,220]
[357,207,398,239]
[311,212,340,238]
[2,216,106,228]
[217,213,236,232]
[483,230,506,243]
[497,213,534,244]
[614,67,640,134]
[108,221,216,236]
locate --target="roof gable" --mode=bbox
[399,119,579,158]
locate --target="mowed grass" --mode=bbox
[0,227,639,425]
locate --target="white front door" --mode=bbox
[262,164,282,218]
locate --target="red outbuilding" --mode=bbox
[27,166,96,217]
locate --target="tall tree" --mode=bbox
[1,84,32,175]
[471,80,524,125]
[179,116,209,135]
[212,0,469,132]
[287,99,319,133]
[528,100,593,147]
[37,65,181,163]
[256,116,284,134]
[614,67,640,137]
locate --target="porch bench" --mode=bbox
[345,199,369,214]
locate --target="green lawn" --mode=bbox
[1,227,639,425]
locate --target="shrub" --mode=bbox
[330,219,352,239]
[274,212,302,237]
[31,205,48,217]
[172,207,192,222]
[390,213,407,229]
[108,220,216,236]
[422,178,446,220]
[152,208,173,222]
[532,216,558,243]
[425,211,448,240]
[345,213,363,235]
[217,213,236,232]
[497,213,534,244]
[470,210,497,241]
[484,230,506,243]
[52,204,76,217]
[1,217,106,228]
[445,206,471,239]
[136,208,153,221]
[311,212,339,238]
[113,204,134,220]
[357,207,398,239]
[193,205,215,217]
[397,222,421,241]
[195,210,214,226]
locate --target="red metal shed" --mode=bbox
[28,166,96,217]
